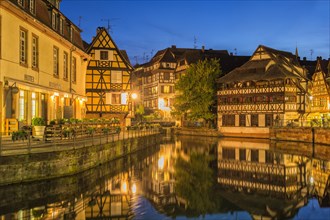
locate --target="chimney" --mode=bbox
[303,57,307,61]
[202,46,205,53]
[171,45,176,49]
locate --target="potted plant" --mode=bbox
[32,117,46,140]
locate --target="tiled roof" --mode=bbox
[218,45,305,83]
[7,0,85,50]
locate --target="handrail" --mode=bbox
[0,125,160,157]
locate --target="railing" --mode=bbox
[0,124,160,157]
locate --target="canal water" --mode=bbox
[0,135,329,220]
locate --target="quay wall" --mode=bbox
[270,127,330,145]
[175,127,330,145]
[0,135,161,186]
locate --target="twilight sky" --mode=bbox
[61,0,330,65]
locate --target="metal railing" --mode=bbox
[0,125,160,157]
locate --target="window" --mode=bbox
[31,35,38,69]
[251,150,259,162]
[239,149,246,161]
[72,57,76,83]
[100,51,108,60]
[111,94,121,105]
[19,90,26,121]
[265,114,273,127]
[251,114,258,127]
[111,71,122,83]
[63,52,68,80]
[53,47,59,77]
[161,85,173,94]
[31,92,37,118]
[52,12,57,30]
[239,114,246,126]
[19,29,27,65]
[164,72,170,80]
[59,18,63,35]
[222,115,235,126]
[29,0,35,14]
[222,148,235,160]
[18,0,23,7]
[69,27,73,42]
[121,93,128,105]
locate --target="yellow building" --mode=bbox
[309,59,330,125]
[0,0,89,133]
[85,27,133,126]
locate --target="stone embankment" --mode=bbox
[270,127,330,145]
[0,134,161,186]
[175,126,330,145]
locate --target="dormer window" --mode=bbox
[59,18,64,35]
[51,11,57,30]
[69,26,73,42]
[18,0,23,7]
[29,0,35,14]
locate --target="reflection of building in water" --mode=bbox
[141,143,176,211]
[84,172,136,219]
[270,140,330,207]
[310,158,330,207]
[217,138,308,219]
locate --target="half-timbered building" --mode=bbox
[309,59,330,124]
[217,45,309,137]
[85,27,133,125]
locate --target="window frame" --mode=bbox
[53,46,59,77]
[31,34,39,69]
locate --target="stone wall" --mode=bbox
[174,127,221,137]
[0,135,161,186]
[270,127,330,145]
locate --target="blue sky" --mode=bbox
[61,0,330,65]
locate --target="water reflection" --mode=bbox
[0,136,329,220]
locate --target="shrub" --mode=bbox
[31,117,45,126]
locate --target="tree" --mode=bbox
[172,58,221,127]
[135,104,145,122]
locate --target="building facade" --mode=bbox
[308,59,330,125]
[84,27,133,126]
[0,0,89,133]
[217,45,309,137]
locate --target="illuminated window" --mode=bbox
[111,71,122,83]
[121,93,127,104]
[53,47,59,76]
[63,52,68,80]
[19,29,27,64]
[31,92,37,118]
[32,35,38,68]
[19,90,26,121]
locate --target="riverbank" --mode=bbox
[0,134,161,186]
[174,127,330,145]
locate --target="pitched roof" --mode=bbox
[218,45,305,83]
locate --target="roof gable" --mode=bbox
[87,27,133,70]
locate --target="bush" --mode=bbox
[31,117,45,126]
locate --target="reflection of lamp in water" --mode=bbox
[310,176,314,185]
[131,183,137,194]
[121,181,128,193]
[158,156,165,170]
